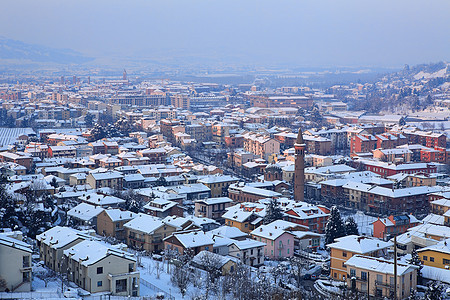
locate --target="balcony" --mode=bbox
[129,235,145,243]
[375,280,395,289]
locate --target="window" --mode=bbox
[97,281,103,287]
[271,241,273,246]
[376,274,383,283]
[350,269,356,277]
[430,257,434,262]
[129,263,134,272]
[23,256,30,268]
[116,279,127,293]
[423,256,428,261]
[287,249,290,255]
[342,251,347,257]
[361,271,367,281]
[97,267,103,274]
[443,258,450,265]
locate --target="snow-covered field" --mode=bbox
[0,127,34,147]
[342,211,377,236]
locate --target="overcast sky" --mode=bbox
[1,0,449,68]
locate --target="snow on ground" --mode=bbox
[138,255,205,299]
[342,211,377,236]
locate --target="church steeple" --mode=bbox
[294,127,305,202]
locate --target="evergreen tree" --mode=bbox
[407,249,423,282]
[345,217,359,236]
[325,206,346,245]
[91,123,105,140]
[155,176,168,187]
[424,281,443,300]
[0,184,19,230]
[84,113,94,127]
[263,198,284,225]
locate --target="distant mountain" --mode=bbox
[0,36,93,64]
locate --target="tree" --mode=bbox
[91,123,105,140]
[345,217,359,236]
[84,113,94,127]
[50,177,58,189]
[263,198,284,225]
[424,281,443,300]
[155,176,168,187]
[171,263,191,297]
[407,249,423,283]
[325,206,347,245]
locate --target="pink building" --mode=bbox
[250,220,296,258]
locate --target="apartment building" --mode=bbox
[86,171,123,190]
[327,235,392,281]
[63,240,139,296]
[0,234,33,292]
[345,255,417,299]
[242,132,280,160]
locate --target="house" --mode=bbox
[63,240,139,296]
[124,214,178,253]
[284,204,330,234]
[228,239,265,267]
[0,233,33,292]
[222,208,262,234]
[197,175,240,197]
[164,230,214,256]
[250,220,299,258]
[79,193,125,208]
[86,171,123,190]
[372,215,421,241]
[143,198,184,218]
[191,251,237,276]
[123,173,146,189]
[209,226,248,241]
[36,226,98,272]
[67,203,104,229]
[96,209,137,241]
[417,238,450,269]
[345,255,418,299]
[228,183,282,203]
[327,235,392,281]
[194,197,233,222]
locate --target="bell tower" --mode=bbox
[294,127,305,202]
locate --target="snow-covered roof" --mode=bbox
[327,235,392,253]
[170,231,214,248]
[229,238,265,250]
[68,203,104,221]
[345,255,417,276]
[209,226,248,240]
[123,213,166,234]
[64,240,135,267]
[104,209,137,222]
[36,226,98,249]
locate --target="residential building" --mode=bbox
[345,255,417,299]
[124,214,178,253]
[228,239,265,267]
[372,215,421,241]
[417,238,450,269]
[63,240,139,296]
[0,234,33,292]
[327,235,392,281]
[164,230,214,255]
[194,197,233,222]
[96,209,137,241]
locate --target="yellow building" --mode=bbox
[345,255,417,299]
[417,238,450,269]
[327,235,392,281]
[222,209,261,233]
